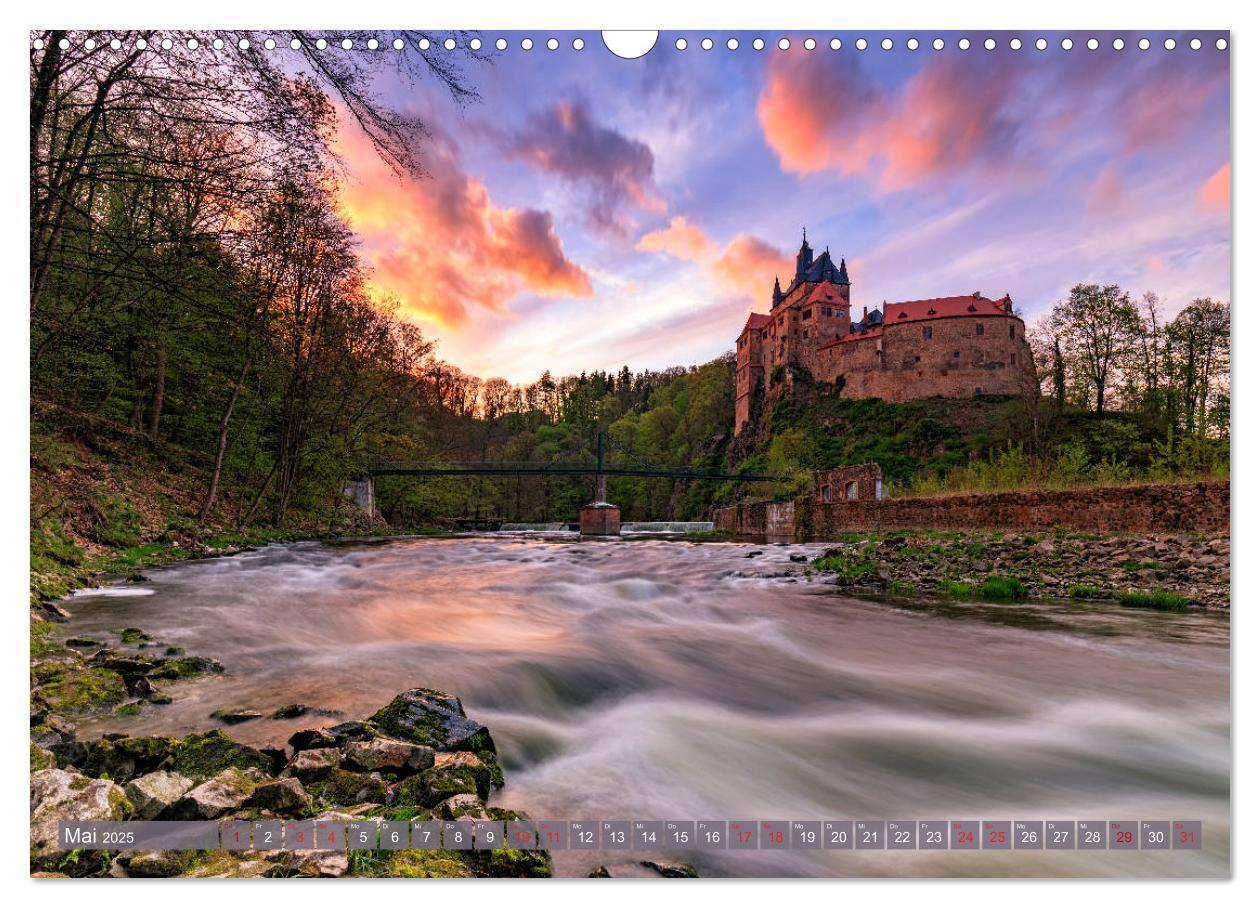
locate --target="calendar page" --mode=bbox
[27,23,1230,884]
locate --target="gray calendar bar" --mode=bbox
[48,819,1203,853]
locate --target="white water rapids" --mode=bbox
[56,536,1230,877]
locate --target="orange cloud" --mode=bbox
[710,234,792,299]
[335,116,591,328]
[635,216,715,261]
[1199,163,1230,210]
[758,53,1017,192]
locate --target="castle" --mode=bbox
[733,232,1037,433]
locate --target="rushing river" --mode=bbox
[57,536,1230,878]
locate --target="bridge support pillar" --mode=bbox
[579,501,620,536]
[344,477,375,519]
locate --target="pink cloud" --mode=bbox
[336,116,591,328]
[1199,162,1230,210]
[635,215,715,261]
[757,53,1018,191]
[1088,165,1127,213]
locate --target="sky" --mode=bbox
[334,31,1231,384]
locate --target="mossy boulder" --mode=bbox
[245,777,310,815]
[32,667,128,715]
[124,849,198,877]
[31,741,55,771]
[387,850,476,878]
[148,656,224,680]
[168,730,273,781]
[389,753,491,809]
[166,767,265,820]
[115,627,152,644]
[80,735,177,782]
[368,688,495,754]
[31,651,86,684]
[465,847,552,878]
[124,771,194,820]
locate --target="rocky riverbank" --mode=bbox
[31,684,550,878]
[801,530,1229,609]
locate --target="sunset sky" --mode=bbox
[335,31,1231,383]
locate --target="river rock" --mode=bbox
[167,767,265,820]
[418,752,492,805]
[342,736,435,774]
[284,747,340,783]
[641,860,699,878]
[124,771,194,820]
[30,768,133,862]
[272,849,349,878]
[80,735,176,782]
[210,708,263,725]
[245,777,310,815]
[589,865,612,877]
[288,728,337,752]
[367,688,495,753]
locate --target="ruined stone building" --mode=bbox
[734,232,1037,433]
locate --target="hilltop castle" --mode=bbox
[733,232,1037,433]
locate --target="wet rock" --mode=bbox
[745,551,763,558]
[210,708,264,725]
[127,676,156,699]
[402,752,492,806]
[30,742,55,771]
[167,767,265,820]
[259,745,289,774]
[124,771,194,820]
[789,554,808,563]
[30,768,133,862]
[288,728,337,752]
[245,777,310,815]
[368,688,495,754]
[272,849,349,878]
[163,646,185,657]
[588,865,612,878]
[271,704,309,719]
[323,720,373,743]
[30,715,75,749]
[342,736,435,774]
[65,637,102,649]
[284,747,340,783]
[641,860,699,878]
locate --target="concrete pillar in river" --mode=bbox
[579,500,620,536]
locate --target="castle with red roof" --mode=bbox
[734,232,1037,433]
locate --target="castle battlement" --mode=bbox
[733,233,1037,434]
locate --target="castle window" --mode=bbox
[923,326,933,340]
[914,355,921,363]
[822,307,832,316]
[953,351,960,358]
[803,329,809,339]
[803,309,812,320]
[975,323,984,336]
[822,486,832,504]
[845,481,859,501]
[1009,324,1016,338]
[974,386,983,395]
[1010,353,1016,365]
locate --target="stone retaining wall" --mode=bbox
[713,480,1229,538]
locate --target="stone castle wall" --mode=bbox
[811,316,1036,400]
[714,480,1229,538]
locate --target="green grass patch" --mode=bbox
[977,575,1028,602]
[887,579,916,596]
[1113,588,1189,611]
[938,579,975,599]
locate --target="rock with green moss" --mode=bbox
[168,730,274,781]
[424,752,493,803]
[367,688,495,754]
[124,849,197,877]
[387,849,477,879]
[166,767,265,820]
[465,846,552,878]
[31,650,85,684]
[32,667,128,715]
[147,655,224,680]
[115,627,152,644]
[30,768,134,865]
[31,741,55,771]
[80,734,176,782]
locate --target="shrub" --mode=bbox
[1113,589,1188,611]
[977,575,1028,602]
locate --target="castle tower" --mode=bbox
[795,229,813,279]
